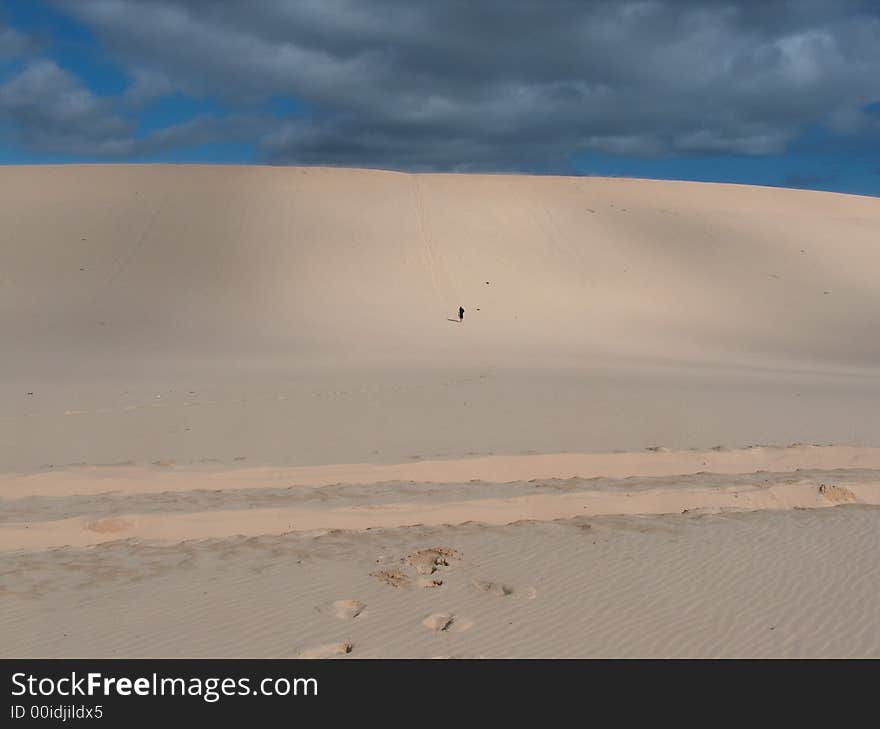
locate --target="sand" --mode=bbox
[3,507,878,658]
[1,165,879,657]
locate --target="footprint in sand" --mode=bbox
[422,613,455,632]
[371,547,460,589]
[370,568,412,588]
[404,547,462,575]
[818,484,857,503]
[415,576,444,588]
[471,579,536,600]
[422,614,475,633]
[330,599,365,620]
[370,568,442,589]
[298,642,353,658]
[471,579,514,597]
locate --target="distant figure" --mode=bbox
[459,306,465,322]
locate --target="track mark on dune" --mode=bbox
[413,178,440,295]
[818,484,858,503]
[412,177,459,306]
[106,193,168,287]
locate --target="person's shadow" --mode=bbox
[447,318,461,323]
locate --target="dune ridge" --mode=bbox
[4,470,879,552]
[4,444,880,498]
[3,445,880,552]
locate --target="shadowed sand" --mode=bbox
[2,166,880,656]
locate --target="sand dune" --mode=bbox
[2,165,879,656]
[4,165,880,372]
[3,166,880,473]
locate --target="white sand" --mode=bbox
[1,165,879,657]
[3,507,877,657]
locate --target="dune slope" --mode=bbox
[3,165,880,370]
[2,166,880,472]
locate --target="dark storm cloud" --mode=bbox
[10,1,880,168]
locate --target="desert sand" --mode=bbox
[1,165,879,657]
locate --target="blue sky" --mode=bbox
[1,1,879,196]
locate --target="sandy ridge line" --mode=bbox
[3,479,878,552]
[3,445,880,500]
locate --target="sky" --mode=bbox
[1,0,879,196]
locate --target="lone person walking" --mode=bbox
[458,306,465,322]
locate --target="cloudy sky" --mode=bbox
[1,0,879,195]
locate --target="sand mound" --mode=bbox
[3,165,879,374]
[818,484,858,503]
[3,166,880,472]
